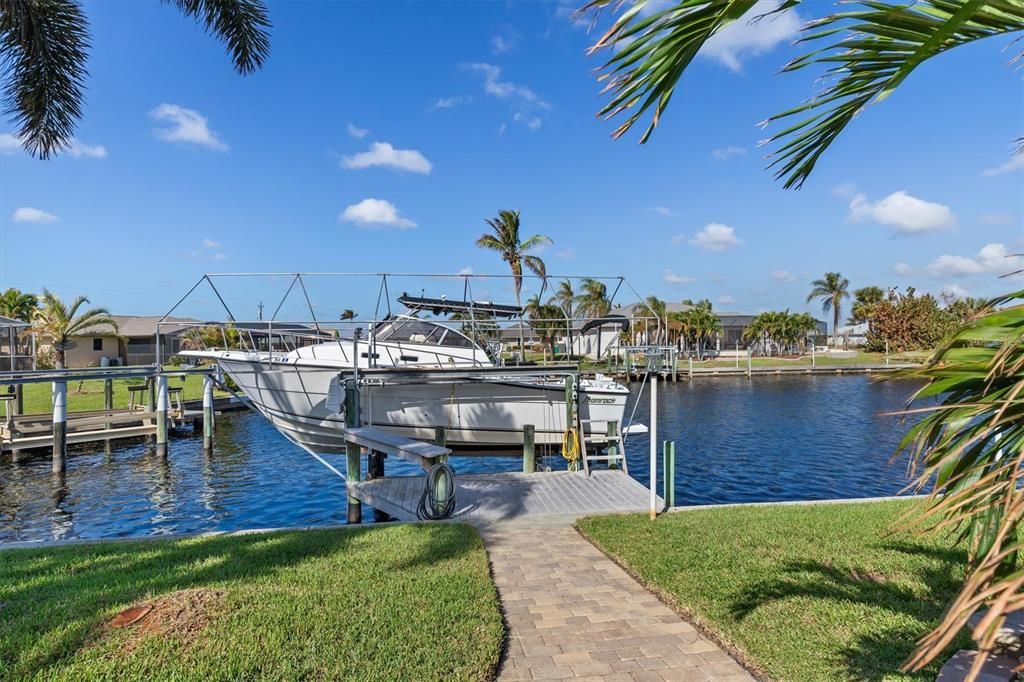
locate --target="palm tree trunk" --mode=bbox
[833,306,839,348]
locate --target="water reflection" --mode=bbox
[0,375,921,543]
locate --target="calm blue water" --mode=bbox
[0,376,921,544]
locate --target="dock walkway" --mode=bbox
[484,519,754,681]
[348,470,656,523]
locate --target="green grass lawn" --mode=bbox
[0,524,504,681]
[577,501,969,682]
[15,373,226,415]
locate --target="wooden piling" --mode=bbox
[13,384,22,416]
[202,374,215,452]
[434,426,448,463]
[344,379,362,524]
[104,379,113,430]
[671,349,678,383]
[522,424,535,473]
[52,380,66,473]
[155,375,169,458]
[564,375,579,472]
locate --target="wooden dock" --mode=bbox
[348,470,657,524]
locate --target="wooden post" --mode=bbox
[688,355,693,380]
[367,449,388,522]
[52,380,66,473]
[607,420,619,470]
[434,426,448,463]
[104,379,113,430]
[344,378,362,524]
[671,348,678,383]
[13,384,22,417]
[202,373,215,452]
[624,349,632,383]
[522,424,535,473]
[747,348,752,379]
[564,374,578,472]
[155,374,169,458]
[648,375,657,519]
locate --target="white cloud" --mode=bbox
[457,266,474,276]
[513,112,542,131]
[212,253,228,261]
[940,284,969,300]
[718,294,736,305]
[980,212,1016,226]
[770,270,795,282]
[497,123,507,138]
[463,63,547,107]
[832,182,858,200]
[653,206,675,217]
[342,142,432,174]
[1,133,106,158]
[491,34,517,54]
[0,133,20,154]
[710,145,746,161]
[430,96,471,111]
[556,248,577,259]
[688,223,742,251]
[202,238,221,249]
[340,198,417,229]
[700,1,802,72]
[848,190,955,234]
[65,139,107,158]
[663,269,695,285]
[13,207,58,223]
[927,243,1022,279]
[150,104,228,151]
[893,262,913,276]
[981,154,1024,177]
[346,123,369,139]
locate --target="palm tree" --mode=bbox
[525,294,565,358]
[574,279,611,319]
[807,273,850,348]
[549,280,575,359]
[0,0,271,158]
[32,289,117,368]
[643,295,666,344]
[475,210,552,352]
[0,288,38,321]
[579,1,1024,189]
[892,292,1024,676]
[850,286,885,324]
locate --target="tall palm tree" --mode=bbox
[643,295,666,344]
[0,0,271,158]
[574,279,611,319]
[807,273,850,348]
[850,286,886,324]
[32,289,117,368]
[579,0,1024,188]
[550,280,575,358]
[475,210,552,353]
[525,294,565,358]
[0,288,38,321]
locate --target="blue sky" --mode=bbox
[1,1,1021,327]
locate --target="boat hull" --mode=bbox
[214,358,629,454]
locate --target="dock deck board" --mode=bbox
[348,470,658,523]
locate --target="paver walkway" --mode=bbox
[479,519,755,681]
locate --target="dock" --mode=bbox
[348,470,657,523]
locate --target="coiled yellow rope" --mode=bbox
[562,426,580,469]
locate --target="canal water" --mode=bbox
[0,375,922,544]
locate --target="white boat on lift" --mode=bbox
[180,294,631,454]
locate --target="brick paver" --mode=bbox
[480,521,755,681]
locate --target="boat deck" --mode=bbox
[348,470,657,524]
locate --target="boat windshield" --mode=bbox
[374,318,476,348]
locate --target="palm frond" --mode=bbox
[164,0,271,75]
[520,234,553,252]
[0,0,90,158]
[581,0,1024,188]
[522,254,547,279]
[889,289,1024,674]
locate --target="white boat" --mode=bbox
[181,308,630,455]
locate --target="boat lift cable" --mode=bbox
[417,462,457,520]
[622,368,649,446]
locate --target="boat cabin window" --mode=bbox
[376,318,475,348]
